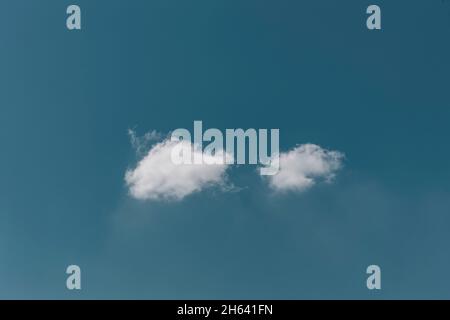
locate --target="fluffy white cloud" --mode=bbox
[125,139,230,201]
[267,144,344,192]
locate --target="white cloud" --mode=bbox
[267,144,344,192]
[128,129,165,156]
[125,139,230,201]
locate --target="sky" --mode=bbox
[1,0,450,299]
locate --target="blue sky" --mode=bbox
[1,0,450,299]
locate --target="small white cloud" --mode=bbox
[125,139,230,201]
[267,144,344,192]
[128,128,165,156]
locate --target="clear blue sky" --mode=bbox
[1,0,450,299]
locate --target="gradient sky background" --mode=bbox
[1,0,450,299]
